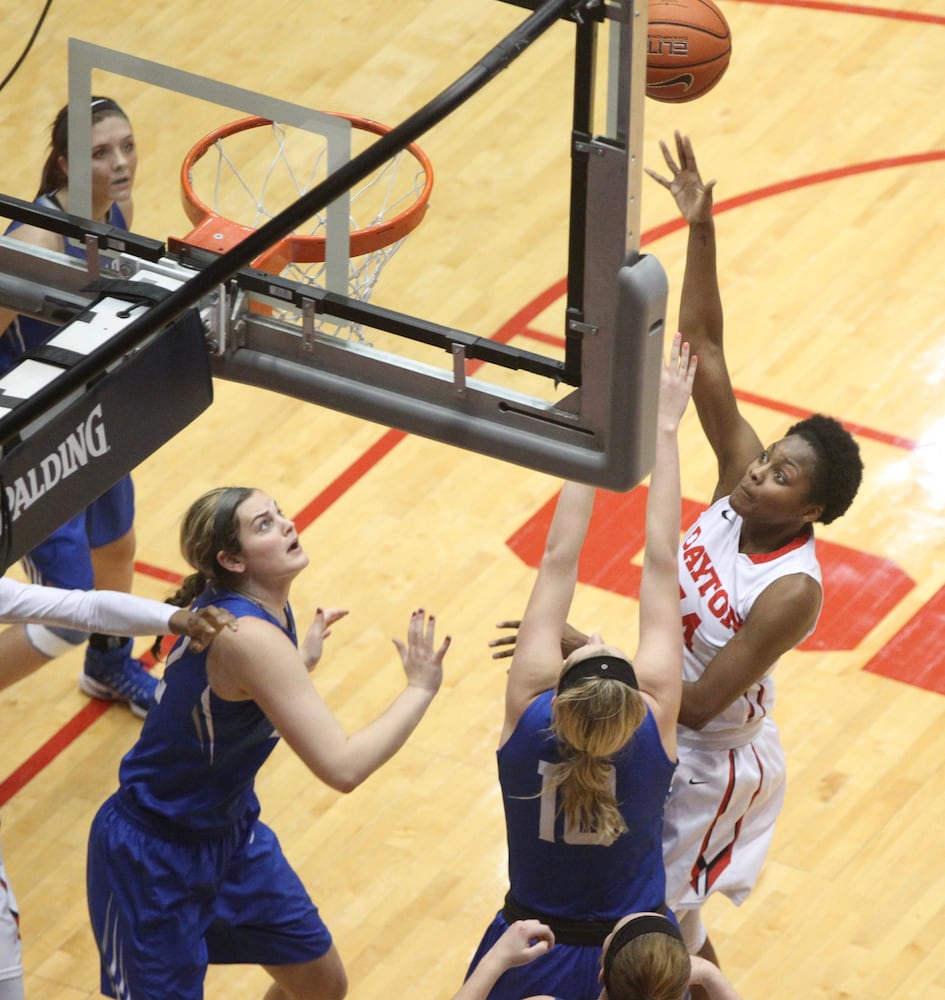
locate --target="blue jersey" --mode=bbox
[0,193,129,374]
[465,690,676,1000]
[501,689,674,920]
[117,589,295,836]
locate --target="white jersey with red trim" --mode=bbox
[677,496,822,748]
[663,497,824,914]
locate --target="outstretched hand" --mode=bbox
[489,619,590,661]
[300,607,350,671]
[168,605,238,653]
[645,130,715,225]
[659,332,697,430]
[393,609,450,696]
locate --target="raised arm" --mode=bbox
[501,480,595,744]
[646,132,762,499]
[211,608,448,793]
[632,334,695,753]
[678,571,821,729]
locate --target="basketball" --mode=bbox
[646,0,731,104]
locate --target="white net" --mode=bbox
[182,116,432,340]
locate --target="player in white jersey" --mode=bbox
[646,132,864,994]
[490,134,863,999]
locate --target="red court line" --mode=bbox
[293,429,408,532]
[507,320,919,450]
[135,561,185,585]
[645,151,945,241]
[735,0,945,26]
[0,436,411,808]
[732,389,917,451]
[519,326,567,350]
[865,584,945,693]
[0,701,112,806]
[0,143,936,801]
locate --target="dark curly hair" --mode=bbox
[786,414,863,525]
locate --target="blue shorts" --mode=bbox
[466,912,602,1000]
[23,474,135,590]
[87,795,331,1000]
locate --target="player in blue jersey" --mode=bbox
[453,911,742,1000]
[0,583,234,1000]
[464,336,696,1000]
[0,97,156,715]
[86,486,450,1000]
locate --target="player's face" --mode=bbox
[234,491,308,582]
[729,435,823,527]
[84,114,137,211]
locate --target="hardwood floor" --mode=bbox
[0,1,943,997]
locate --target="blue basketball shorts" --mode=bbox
[87,795,332,1000]
[23,475,135,590]
[466,911,603,1000]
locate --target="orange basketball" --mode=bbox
[646,0,731,104]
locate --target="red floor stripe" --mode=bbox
[134,561,184,585]
[0,700,111,806]
[732,390,917,452]
[865,585,945,694]
[2,143,939,799]
[292,428,407,532]
[735,0,945,26]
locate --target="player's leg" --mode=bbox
[87,796,211,1000]
[0,625,54,691]
[0,490,152,715]
[89,524,136,592]
[81,476,157,716]
[210,821,343,1000]
[262,947,347,1000]
[0,512,95,691]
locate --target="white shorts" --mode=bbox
[663,717,786,911]
[0,840,22,984]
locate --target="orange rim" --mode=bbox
[179,113,434,264]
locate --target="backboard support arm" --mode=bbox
[0,0,666,516]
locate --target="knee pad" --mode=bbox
[24,623,87,659]
[676,907,708,954]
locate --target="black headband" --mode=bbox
[603,913,684,987]
[557,654,638,694]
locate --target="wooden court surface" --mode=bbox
[1,0,944,997]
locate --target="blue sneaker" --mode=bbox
[79,638,158,718]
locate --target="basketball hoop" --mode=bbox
[173,113,434,338]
